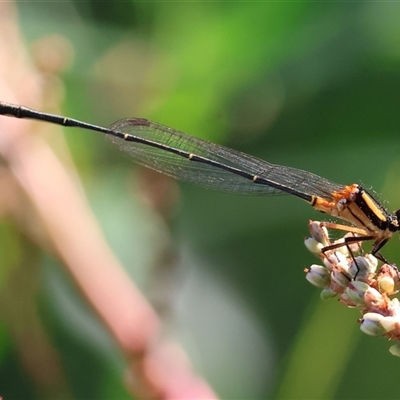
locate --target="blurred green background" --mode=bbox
[2,1,400,399]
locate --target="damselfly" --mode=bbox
[0,101,398,264]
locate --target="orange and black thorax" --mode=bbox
[311,184,400,235]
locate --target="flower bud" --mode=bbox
[346,281,370,306]
[304,237,324,257]
[305,264,330,288]
[308,221,329,245]
[360,313,385,336]
[389,344,400,357]
[364,287,384,306]
[325,252,348,268]
[331,265,351,288]
[350,255,378,280]
[331,238,349,257]
[339,291,356,307]
[378,275,395,294]
[389,298,400,313]
[379,316,400,333]
[364,254,378,271]
[343,234,362,253]
[320,287,337,300]
[323,257,334,271]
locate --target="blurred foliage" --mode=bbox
[2,1,400,399]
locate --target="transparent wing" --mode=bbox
[107,118,344,200]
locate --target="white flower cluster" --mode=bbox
[304,220,400,356]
